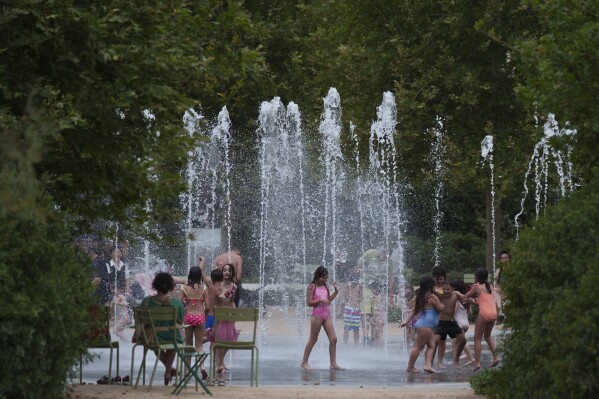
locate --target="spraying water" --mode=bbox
[481,135,497,286]
[514,113,577,242]
[430,117,445,268]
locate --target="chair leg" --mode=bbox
[79,354,83,385]
[147,354,160,391]
[108,347,113,382]
[255,347,259,387]
[134,348,148,389]
[116,345,119,379]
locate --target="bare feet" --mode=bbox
[300,362,313,370]
[472,364,481,372]
[437,362,446,369]
[453,360,462,369]
[330,364,346,370]
[489,358,501,368]
[406,367,420,373]
[423,366,438,373]
[464,359,476,367]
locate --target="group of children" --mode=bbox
[299,259,506,373]
[399,265,502,372]
[167,257,239,386]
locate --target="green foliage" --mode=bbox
[516,0,599,181]
[0,0,267,235]
[0,188,92,398]
[470,368,500,397]
[475,179,599,398]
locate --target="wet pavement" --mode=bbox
[76,325,504,388]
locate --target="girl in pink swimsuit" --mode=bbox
[300,266,343,370]
[455,267,501,371]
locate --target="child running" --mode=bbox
[433,281,467,369]
[342,267,362,346]
[300,266,344,370]
[399,276,444,373]
[178,258,208,379]
[455,267,501,371]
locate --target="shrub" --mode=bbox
[0,195,92,398]
[471,179,599,398]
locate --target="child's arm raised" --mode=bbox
[328,282,340,302]
[428,293,445,312]
[198,256,216,289]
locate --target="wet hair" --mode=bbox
[310,266,329,295]
[499,250,511,259]
[187,266,203,289]
[475,267,492,294]
[451,279,467,295]
[432,266,447,279]
[311,266,329,284]
[415,275,435,314]
[211,268,224,284]
[222,263,236,281]
[152,272,175,294]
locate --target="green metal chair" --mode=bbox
[133,307,211,395]
[79,305,120,384]
[210,307,259,386]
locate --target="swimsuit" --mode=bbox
[477,284,497,322]
[343,306,360,331]
[434,320,463,341]
[311,284,331,321]
[455,302,469,331]
[414,308,439,329]
[184,313,206,327]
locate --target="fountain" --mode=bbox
[514,113,577,242]
[481,135,497,287]
[430,117,445,268]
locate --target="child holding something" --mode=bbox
[300,266,344,370]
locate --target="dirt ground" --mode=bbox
[68,384,482,399]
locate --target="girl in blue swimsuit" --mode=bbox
[399,276,444,373]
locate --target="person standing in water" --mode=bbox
[455,267,501,371]
[214,247,243,307]
[495,250,510,323]
[300,266,344,370]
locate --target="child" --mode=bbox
[370,282,386,347]
[360,283,374,346]
[342,267,363,346]
[455,267,501,371]
[403,286,417,349]
[495,251,510,323]
[111,286,130,339]
[300,266,344,370]
[178,259,207,379]
[432,266,447,297]
[399,276,444,373]
[433,281,467,369]
[451,279,475,365]
[204,264,239,385]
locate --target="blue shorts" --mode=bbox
[205,315,214,329]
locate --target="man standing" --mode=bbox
[214,247,243,307]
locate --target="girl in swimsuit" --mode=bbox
[455,267,501,371]
[399,275,444,373]
[178,262,208,379]
[300,266,343,370]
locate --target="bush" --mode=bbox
[0,195,92,398]
[471,179,599,398]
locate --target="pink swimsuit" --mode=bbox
[477,284,497,322]
[312,284,330,321]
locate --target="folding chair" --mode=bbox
[79,305,119,384]
[210,307,259,386]
[134,307,211,395]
